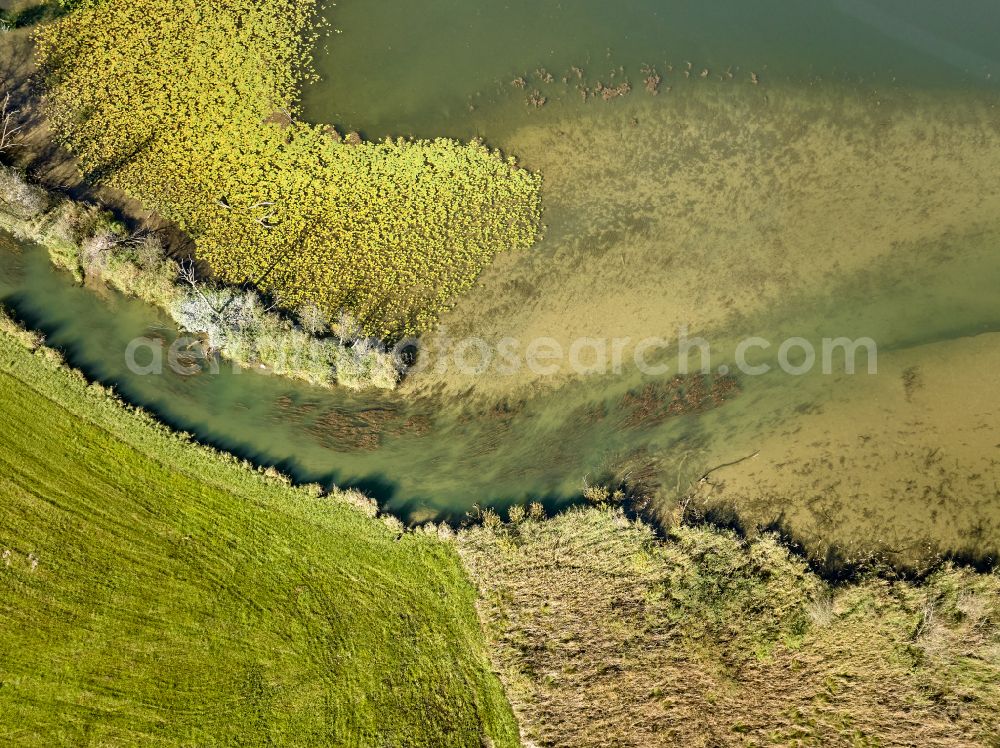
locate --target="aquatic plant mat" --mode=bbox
[34,0,541,338]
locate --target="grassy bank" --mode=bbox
[460,507,1000,747]
[0,311,519,747]
[34,0,541,338]
[0,164,399,389]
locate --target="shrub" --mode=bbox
[168,285,399,389]
[0,166,48,219]
[582,483,611,504]
[295,302,327,335]
[3,162,396,389]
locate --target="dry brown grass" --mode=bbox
[458,508,1000,747]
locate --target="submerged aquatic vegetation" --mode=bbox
[34,0,542,339]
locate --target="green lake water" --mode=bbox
[303,0,1000,141]
[3,0,1000,560]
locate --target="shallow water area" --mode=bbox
[303,0,1000,563]
[2,0,1000,566]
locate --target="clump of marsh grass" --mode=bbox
[332,488,380,518]
[805,590,835,627]
[458,506,1000,748]
[0,305,44,350]
[0,165,47,219]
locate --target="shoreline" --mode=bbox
[0,293,993,582]
[2,306,996,743]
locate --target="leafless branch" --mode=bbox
[214,195,279,228]
[179,259,223,314]
[107,228,150,248]
[0,92,26,153]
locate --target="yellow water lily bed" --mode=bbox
[35,0,541,338]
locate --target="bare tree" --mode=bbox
[179,259,222,314]
[249,200,277,229]
[296,302,328,335]
[0,92,24,154]
[334,309,361,345]
[213,195,278,229]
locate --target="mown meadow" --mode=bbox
[0,312,519,747]
[34,0,541,338]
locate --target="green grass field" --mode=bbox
[0,318,518,747]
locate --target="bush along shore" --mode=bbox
[0,164,399,389]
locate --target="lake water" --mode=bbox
[303,0,1000,141]
[4,0,1000,565]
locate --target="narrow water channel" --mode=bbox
[3,0,1000,563]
